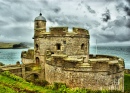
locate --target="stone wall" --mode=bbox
[38,36,89,56]
[44,54,124,91]
[22,58,34,64]
[45,63,124,91]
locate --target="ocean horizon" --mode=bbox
[0,45,129,69]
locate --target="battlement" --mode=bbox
[45,53,124,74]
[89,54,124,66]
[73,27,89,35]
[34,27,89,38]
[50,27,68,35]
[48,27,89,35]
[21,49,34,59]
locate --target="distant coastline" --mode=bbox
[0,42,33,49]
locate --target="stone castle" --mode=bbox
[1,13,125,91]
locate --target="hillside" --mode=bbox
[0,71,51,93]
[0,42,33,49]
[0,71,130,93]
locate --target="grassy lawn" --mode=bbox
[0,72,52,93]
[124,74,130,92]
[0,71,129,93]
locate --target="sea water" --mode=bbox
[0,49,28,65]
[90,45,130,69]
[0,46,129,68]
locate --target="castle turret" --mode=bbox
[34,13,46,37]
[34,13,47,79]
[34,13,46,65]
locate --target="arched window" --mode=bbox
[34,74,38,79]
[35,44,39,51]
[81,43,85,50]
[36,22,39,28]
[36,57,40,65]
[56,43,61,50]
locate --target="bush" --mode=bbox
[34,79,49,87]
[0,62,5,66]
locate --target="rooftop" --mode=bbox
[35,13,46,21]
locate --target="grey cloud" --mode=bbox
[86,6,96,14]
[0,20,9,26]
[0,0,129,44]
[102,9,111,22]
[124,6,130,16]
[53,7,61,13]
[126,0,130,5]
[126,19,130,28]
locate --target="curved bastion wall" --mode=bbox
[45,54,124,91]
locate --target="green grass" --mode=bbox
[124,74,130,92]
[0,71,130,93]
[0,71,52,93]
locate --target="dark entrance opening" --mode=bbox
[36,57,40,65]
[56,43,61,50]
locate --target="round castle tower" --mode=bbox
[34,13,46,37]
[34,13,46,66]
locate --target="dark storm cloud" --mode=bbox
[124,6,130,16]
[126,0,130,5]
[102,9,111,22]
[86,6,96,14]
[53,7,61,13]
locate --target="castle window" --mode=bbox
[63,40,66,44]
[35,44,39,51]
[81,43,85,50]
[56,43,61,50]
[51,52,54,54]
[36,57,40,65]
[36,22,39,28]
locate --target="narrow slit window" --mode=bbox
[56,43,61,50]
[36,22,39,28]
[36,44,39,50]
[36,57,40,65]
[81,43,85,50]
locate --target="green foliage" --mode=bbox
[34,79,49,87]
[1,71,25,82]
[0,71,130,93]
[0,62,5,66]
[124,74,130,92]
[0,84,16,93]
[49,82,122,93]
[0,71,49,93]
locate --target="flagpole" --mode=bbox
[96,39,97,56]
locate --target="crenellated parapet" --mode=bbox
[21,49,34,59]
[34,27,89,38]
[73,27,89,35]
[46,53,124,73]
[50,27,68,35]
[89,54,124,73]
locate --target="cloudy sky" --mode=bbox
[0,0,130,45]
